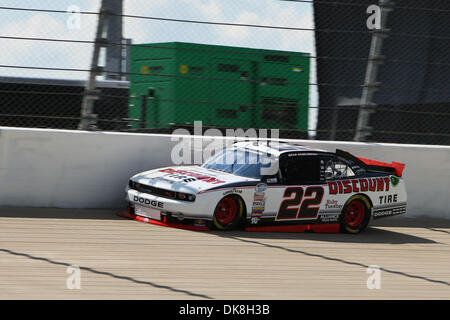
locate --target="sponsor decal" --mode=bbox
[266,177,278,184]
[133,195,164,209]
[251,184,268,224]
[194,219,206,227]
[287,152,317,157]
[319,214,340,223]
[390,175,400,186]
[325,199,343,210]
[255,183,268,193]
[223,188,243,196]
[378,194,398,205]
[252,207,265,211]
[373,206,406,218]
[328,177,390,195]
[374,209,394,218]
[159,168,225,184]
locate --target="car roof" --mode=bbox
[232,141,331,156]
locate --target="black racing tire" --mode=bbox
[212,195,244,230]
[340,195,371,234]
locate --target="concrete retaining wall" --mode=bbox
[0,127,448,219]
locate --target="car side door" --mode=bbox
[320,155,359,215]
[263,153,325,221]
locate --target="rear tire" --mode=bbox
[213,196,244,230]
[340,195,371,234]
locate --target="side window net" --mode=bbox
[324,159,355,180]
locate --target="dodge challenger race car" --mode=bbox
[118,142,407,233]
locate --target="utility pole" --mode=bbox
[78,0,125,130]
[354,0,393,142]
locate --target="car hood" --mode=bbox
[130,165,259,194]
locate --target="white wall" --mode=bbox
[0,128,174,209]
[0,127,449,219]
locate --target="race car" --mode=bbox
[119,141,407,233]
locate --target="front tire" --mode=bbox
[340,195,371,234]
[213,196,244,230]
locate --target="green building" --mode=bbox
[128,42,310,131]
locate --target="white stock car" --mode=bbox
[119,142,407,233]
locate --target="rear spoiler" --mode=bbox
[336,149,405,177]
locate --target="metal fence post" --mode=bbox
[78,1,108,131]
[354,0,394,142]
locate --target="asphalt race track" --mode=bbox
[0,207,449,299]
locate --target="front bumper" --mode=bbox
[126,188,210,219]
[117,208,210,231]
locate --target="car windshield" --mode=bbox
[202,148,275,179]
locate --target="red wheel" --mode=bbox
[213,196,243,230]
[344,200,365,227]
[340,196,371,234]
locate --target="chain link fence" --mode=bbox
[0,0,449,145]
